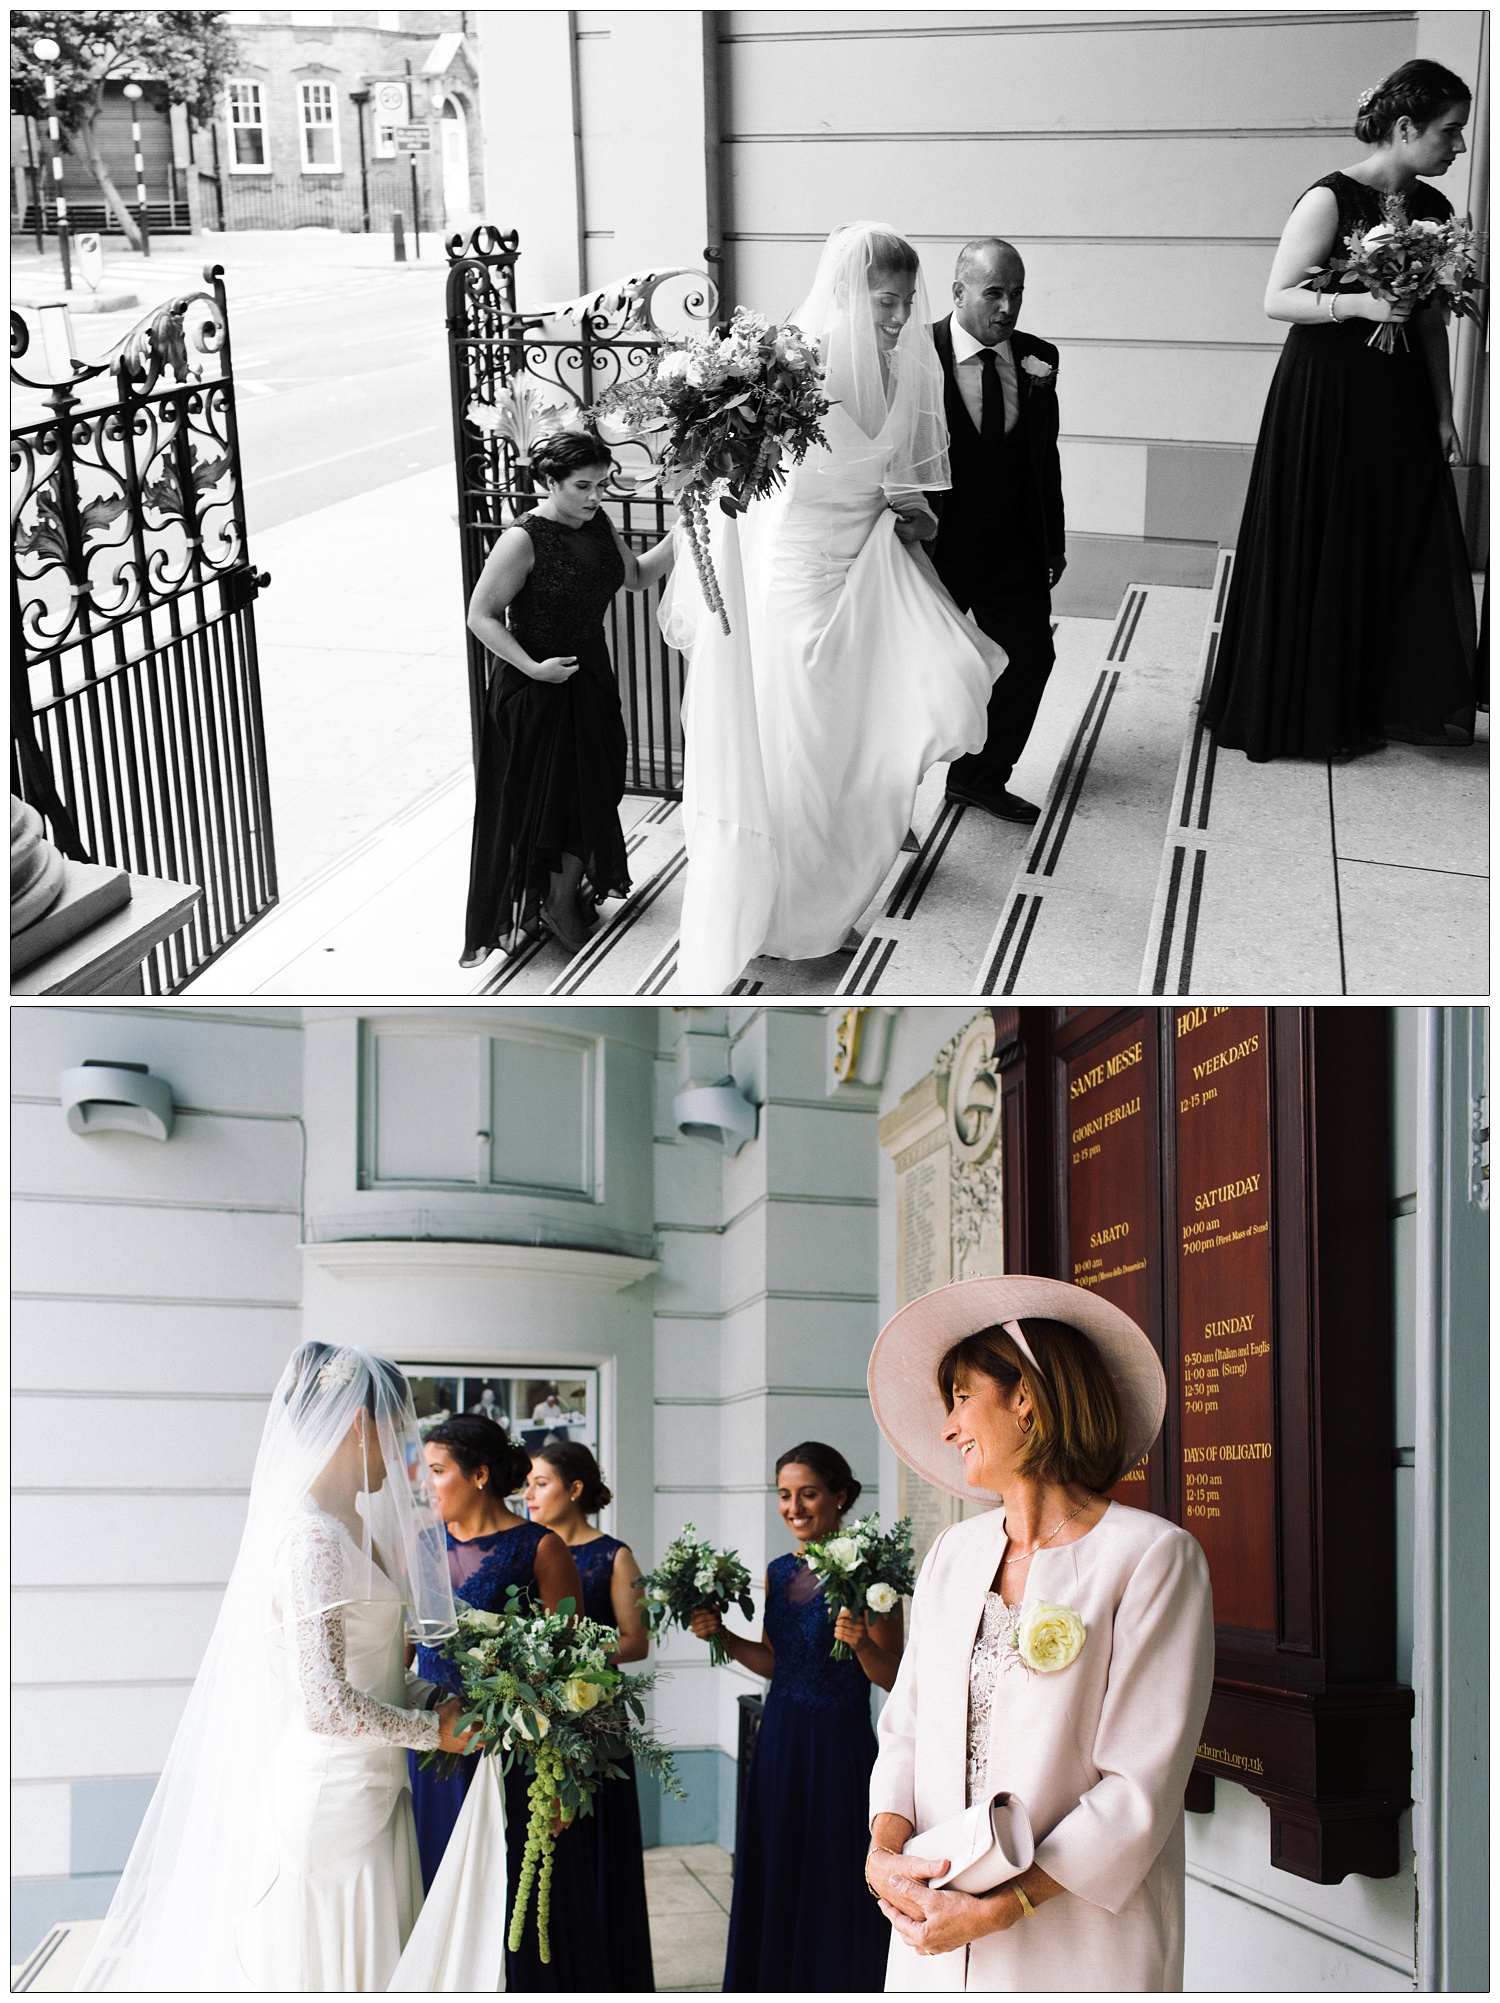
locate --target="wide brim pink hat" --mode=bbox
[868,1275,1166,1502]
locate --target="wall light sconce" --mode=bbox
[673,1080,758,1156]
[61,1060,175,1141]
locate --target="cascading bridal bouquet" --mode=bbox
[634,1526,756,1667]
[801,1513,916,1660]
[593,309,830,635]
[1310,195,1485,354]
[418,1591,685,1964]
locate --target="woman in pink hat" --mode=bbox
[863,1276,1214,1991]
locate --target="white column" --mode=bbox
[472,9,585,304]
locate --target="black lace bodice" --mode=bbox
[1311,171,1454,262]
[508,510,626,666]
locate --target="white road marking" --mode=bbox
[244,423,442,485]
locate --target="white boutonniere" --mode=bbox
[1020,354,1056,386]
[1000,1599,1086,1676]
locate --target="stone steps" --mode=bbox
[189,573,1485,997]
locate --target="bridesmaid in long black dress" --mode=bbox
[1204,60,1477,761]
[461,429,675,966]
[526,1441,656,1990]
[408,1415,607,1992]
[689,1442,903,1992]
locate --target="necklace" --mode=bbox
[1000,1495,1093,1567]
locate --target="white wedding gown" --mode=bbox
[231,1511,441,1990]
[663,403,1005,992]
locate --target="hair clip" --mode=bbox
[1358,83,1382,111]
[317,1350,359,1393]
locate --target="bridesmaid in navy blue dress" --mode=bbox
[410,1414,605,1992]
[689,1441,904,1992]
[527,1441,656,1990]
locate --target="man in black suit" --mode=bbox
[930,237,1065,824]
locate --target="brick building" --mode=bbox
[207,8,482,234]
[9,9,483,240]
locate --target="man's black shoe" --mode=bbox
[945,780,1041,825]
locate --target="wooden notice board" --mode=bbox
[993,1006,1413,1885]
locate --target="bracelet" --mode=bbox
[864,1844,899,1898]
[1013,1883,1036,1920]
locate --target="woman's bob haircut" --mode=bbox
[936,1316,1130,1493]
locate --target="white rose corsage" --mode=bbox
[1003,1599,1086,1675]
[1020,353,1056,386]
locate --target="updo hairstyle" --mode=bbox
[425,1413,531,1494]
[1354,60,1470,144]
[532,1438,613,1514]
[529,428,613,486]
[282,1341,400,1425]
[936,1317,1129,1492]
[863,230,920,281]
[774,1440,862,1518]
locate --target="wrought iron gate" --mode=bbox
[11,269,277,991]
[445,226,719,797]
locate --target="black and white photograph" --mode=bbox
[7,8,1490,2002]
[10,8,1487,1001]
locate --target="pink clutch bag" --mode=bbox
[904,1790,1035,1895]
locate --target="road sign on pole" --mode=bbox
[394,125,432,151]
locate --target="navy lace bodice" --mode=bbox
[417,1519,548,1695]
[572,1533,624,1629]
[764,1551,871,1714]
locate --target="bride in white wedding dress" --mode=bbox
[663,222,1005,992]
[76,1344,479,1992]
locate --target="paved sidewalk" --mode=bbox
[11,226,450,313]
[242,463,471,898]
[11,1844,734,1991]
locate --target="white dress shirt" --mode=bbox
[950,316,1020,436]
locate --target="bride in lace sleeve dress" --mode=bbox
[76,1344,476,1992]
[663,222,1006,993]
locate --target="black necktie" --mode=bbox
[979,347,1003,439]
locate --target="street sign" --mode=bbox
[374,80,409,121]
[394,125,432,152]
[75,233,104,291]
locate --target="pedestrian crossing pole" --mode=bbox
[123,81,151,256]
[32,37,71,291]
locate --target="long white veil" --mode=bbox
[788,221,950,491]
[76,1343,455,1991]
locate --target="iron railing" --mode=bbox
[11,270,277,991]
[444,225,720,797]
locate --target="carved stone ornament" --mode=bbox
[942,1013,1005,1280]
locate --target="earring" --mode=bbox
[477,1476,487,1489]
[1018,1413,1033,1436]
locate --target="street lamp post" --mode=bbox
[349,87,371,233]
[33,37,71,291]
[122,82,150,256]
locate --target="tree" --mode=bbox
[10,10,241,252]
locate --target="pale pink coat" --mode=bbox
[870,1500,1214,1991]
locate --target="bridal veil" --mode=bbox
[789,220,951,491]
[76,1343,455,1990]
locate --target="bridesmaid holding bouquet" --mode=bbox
[689,1442,902,1992]
[1205,61,1477,760]
[410,1415,606,1992]
[526,1442,656,1991]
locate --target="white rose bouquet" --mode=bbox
[592,308,830,634]
[633,1525,757,1668]
[417,1590,685,1963]
[801,1513,916,1660]
[1310,194,1485,354]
